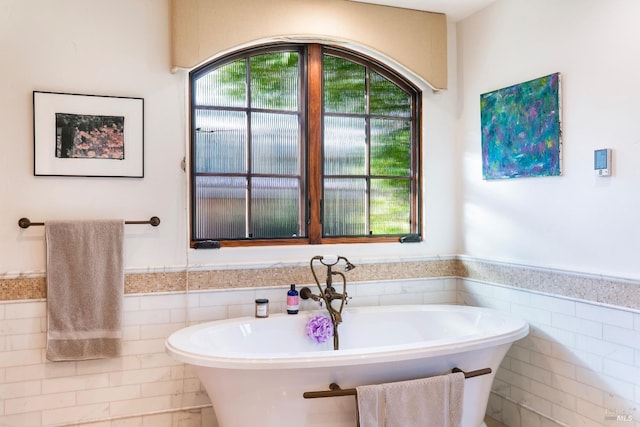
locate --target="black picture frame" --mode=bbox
[33,91,144,178]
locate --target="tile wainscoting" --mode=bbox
[0,258,638,426]
[0,277,456,427]
[458,258,640,426]
[461,279,640,427]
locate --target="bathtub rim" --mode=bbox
[165,304,529,370]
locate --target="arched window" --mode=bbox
[190,44,421,247]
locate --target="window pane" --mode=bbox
[324,116,366,175]
[323,178,366,236]
[195,59,247,108]
[251,177,300,238]
[370,71,411,117]
[251,112,300,175]
[194,176,246,239]
[194,110,247,173]
[323,55,366,114]
[370,179,411,235]
[370,118,411,176]
[250,51,299,111]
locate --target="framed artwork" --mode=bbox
[480,73,561,180]
[33,91,144,177]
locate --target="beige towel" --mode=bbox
[45,220,125,361]
[356,372,465,427]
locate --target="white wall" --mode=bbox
[0,2,459,425]
[0,0,188,274]
[0,0,460,277]
[458,0,640,280]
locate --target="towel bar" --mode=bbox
[18,216,161,229]
[302,367,491,399]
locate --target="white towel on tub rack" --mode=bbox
[45,219,125,361]
[356,371,465,427]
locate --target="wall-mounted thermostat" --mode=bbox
[594,148,612,176]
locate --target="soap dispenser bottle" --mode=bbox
[287,284,299,314]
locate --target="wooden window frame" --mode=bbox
[190,44,421,248]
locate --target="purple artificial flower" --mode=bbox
[305,315,333,344]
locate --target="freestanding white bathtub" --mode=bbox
[166,304,528,427]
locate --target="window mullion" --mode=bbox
[365,68,371,235]
[298,48,307,239]
[411,95,421,234]
[307,44,323,244]
[245,57,252,238]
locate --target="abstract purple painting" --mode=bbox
[481,73,561,180]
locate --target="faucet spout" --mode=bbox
[300,286,321,302]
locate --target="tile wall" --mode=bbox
[1,258,639,426]
[0,293,210,427]
[462,279,640,427]
[0,276,456,427]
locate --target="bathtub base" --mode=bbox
[196,344,509,427]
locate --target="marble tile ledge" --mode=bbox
[458,258,640,312]
[1,257,639,312]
